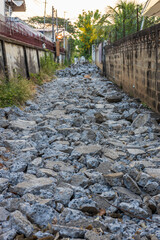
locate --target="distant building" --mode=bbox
[143,0,160,16]
[37,28,53,41]
[36,27,70,45]
[0,0,26,20]
[0,0,5,20]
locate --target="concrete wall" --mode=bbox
[0,36,65,80]
[26,48,39,74]
[96,24,160,113]
[5,42,26,78]
[59,53,65,65]
[95,44,103,71]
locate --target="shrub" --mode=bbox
[0,76,33,108]
[40,52,58,75]
[0,52,64,108]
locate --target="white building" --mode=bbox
[143,0,160,16]
[0,0,5,20]
[0,0,26,21]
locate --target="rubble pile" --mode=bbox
[0,63,160,240]
[56,63,101,78]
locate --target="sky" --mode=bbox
[13,0,146,22]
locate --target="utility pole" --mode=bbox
[43,0,47,33]
[56,10,58,36]
[63,11,66,49]
[56,10,59,63]
[52,6,55,42]
[66,20,68,32]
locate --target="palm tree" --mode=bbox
[105,0,160,42]
[106,0,142,40]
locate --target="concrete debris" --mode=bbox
[0,63,159,240]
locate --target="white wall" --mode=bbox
[0,0,5,20]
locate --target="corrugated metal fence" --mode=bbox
[0,19,56,52]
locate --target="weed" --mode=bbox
[0,54,64,108]
[40,52,58,76]
[0,76,33,108]
[0,52,67,108]
[141,102,150,109]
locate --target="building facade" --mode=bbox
[0,0,26,20]
[0,0,5,20]
[143,0,160,16]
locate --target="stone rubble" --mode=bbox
[0,63,160,240]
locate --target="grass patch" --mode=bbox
[0,53,63,108]
[29,53,59,85]
[0,76,34,108]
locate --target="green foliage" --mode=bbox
[0,53,60,108]
[27,16,75,34]
[74,10,106,59]
[40,52,58,75]
[105,0,160,42]
[0,76,33,108]
[30,53,58,85]
[68,37,76,64]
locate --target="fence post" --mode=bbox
[137,5,139,32]
[115,27,118,41]
[36,49,40,72]
[102,42,106,77]
[1,40,9,81]
[123,18,125,38]
[109,32,111,43]
[23,46,30,79]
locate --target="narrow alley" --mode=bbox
[0,63,160,240]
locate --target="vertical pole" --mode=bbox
[56,10,59,63]
[43,0,47,33]
[115,27,117,42]
[52,6,55,42]
[137,5,139,32]
[66,20,68,62]
[109,32,111,43]
[141,17,144,30]
[23,46,30,79]
[66,20,68,33]
[36,49,40,73]
[56,10,58,36]
[64,12,66,49]
[1,40,9,81]
[123,18,125,38]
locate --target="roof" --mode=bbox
[143,0,160,16]
[5,0,26,12]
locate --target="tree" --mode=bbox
[27,16,75,34]
[106,1,142,41]
[105,0,160,42]
[74,10,106,59]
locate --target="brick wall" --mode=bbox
[104,23,160,113]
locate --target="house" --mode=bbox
[143,0,160,16]
[5,0,26,14]
[0,0,26,20]
[0,0,5,20]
